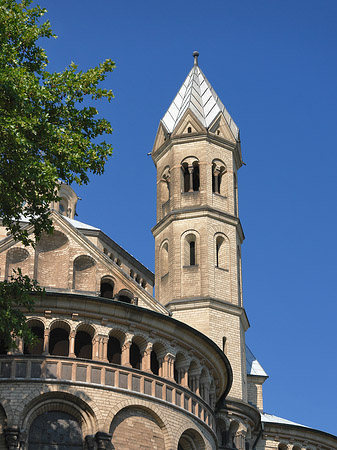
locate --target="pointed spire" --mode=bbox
[161,54,239,140]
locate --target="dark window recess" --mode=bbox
[150,350,159,375]
[28,411,83,449]
[192,164,200,191]
[189,241,196,266]
[130,342,141,369]
[216,242,220,267]
[107,337,121,364]
[24,326,44,355]
[174,363,178,383]
[118,295,132,304]
[75,331,92,359]
[183,165,189,192]
[49,328,69,356]
[100,282,114,299]
[0,338,7,355]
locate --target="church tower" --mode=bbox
[151,52,248,401]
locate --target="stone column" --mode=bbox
[69,331,76,358]
[234,431,246,450]
[188,165,194,192]
[102,337,108,362]
[163,353,175,380]
[121,340,131,367]
[142,343,153,372]
[43,328,49,355]
[213,168,220,193]
[179,366,188,387]
[92,337,100,361]
[194,376,200,396]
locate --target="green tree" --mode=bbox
[0,0,114,349]
[0,269,44,351]
[0,0,115,245]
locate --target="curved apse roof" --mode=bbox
[161,54,239,140]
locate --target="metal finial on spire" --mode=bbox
[193,51,199,66]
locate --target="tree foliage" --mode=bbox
[0,269,44,350]
[0,0,115,245]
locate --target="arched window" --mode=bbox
[160,166,170,204]
[75,331,92,359]
[189,241,196,266]
[182,162,190,193]
[117,289,133,304]
[192,161,200,191]
[28,411,83,449]
[181,158,200,193]
[6,247,30,280]
[49,325,69,357]
[73,255,96,291]
[184,233,197,267]
[161,242,169,276]
[188,360,199,392]
[100,277,114,298]
[107,336,121,364]
[24,322,44,355]
[151,350,159,375]
[215,235,226,269]
[212,160,226,195]
[178,429,206,450]
[130,342,141,369]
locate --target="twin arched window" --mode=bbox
[181,160,200,193]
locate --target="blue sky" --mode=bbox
[41,0,337,435]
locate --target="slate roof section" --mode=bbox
[64,216,100,231]
[246,345,268,377]
[161,61,239,140]
[261,412,308,428]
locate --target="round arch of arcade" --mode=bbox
[103,398,173,449]
[19,390,101,437]
[175,421,210,450]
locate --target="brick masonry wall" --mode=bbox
[0,381,216,450]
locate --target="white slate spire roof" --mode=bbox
[161,51,239,140]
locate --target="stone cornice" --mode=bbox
[79,228,154,282]
[216,396,261,430]
[152,206,245,242]
[247,374,269,384]
[28,291,233,399]
[152,131,242,170]
[166,297,250,331]
[262,422,337,449]
[0,212,165,315]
